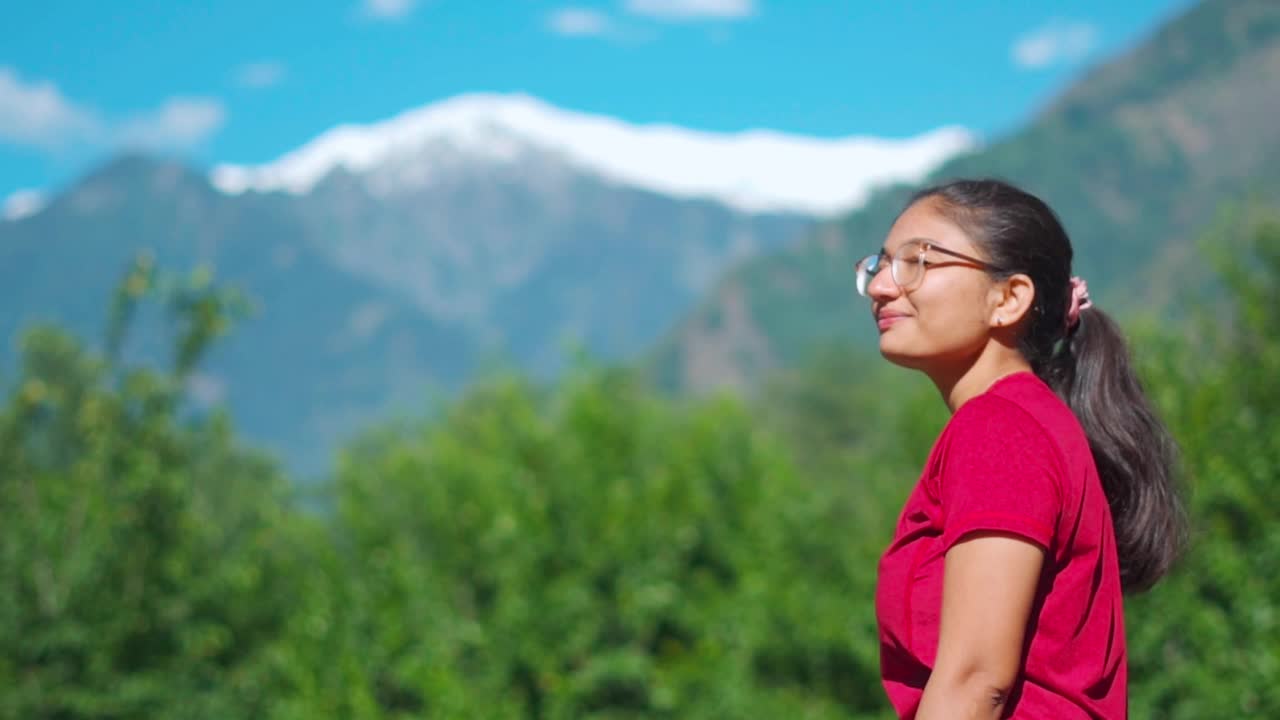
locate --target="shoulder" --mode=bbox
[933,375,1072,550]
[948,388,1052,449]
[938,376,1070,489]
[952,373,1070,443]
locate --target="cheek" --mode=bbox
[884,285,990,357]
[917,299,988,347]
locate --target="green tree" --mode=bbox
[0,258,301,719]
[1126,217,1280,718]
[271,367,894,719]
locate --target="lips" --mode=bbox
[875,309,910,332]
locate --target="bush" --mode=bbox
[272,368,892,718]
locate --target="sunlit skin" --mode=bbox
[867,198,1049,720]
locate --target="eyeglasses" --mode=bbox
[855,238,1005,296]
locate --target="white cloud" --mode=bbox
[116,97,226,150]
[0,66,101,148]
[2,188,47,221]
[624,0,756,21]
[0,67,226,154]
[548,8,611,36]
[2,70,227,206]
[361,0,417,21]
[1012,19,1099,70]
[235,61,287,89]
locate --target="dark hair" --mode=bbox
[908,178,1186,594]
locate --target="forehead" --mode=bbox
[885,198,979,255]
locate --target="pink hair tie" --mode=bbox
[1066,276,1091,329]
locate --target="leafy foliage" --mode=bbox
[0,260,301,718]
[1123,218,1280,718]
[277,368,891,718]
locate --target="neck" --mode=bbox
[928,342,1033,414]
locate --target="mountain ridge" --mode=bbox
[1,141,810,474]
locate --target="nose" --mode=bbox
[866,262,899,303]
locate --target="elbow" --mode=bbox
[927,664,1018,717]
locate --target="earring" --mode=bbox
[996,317,1003,326]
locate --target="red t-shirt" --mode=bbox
[876,372,1126,719]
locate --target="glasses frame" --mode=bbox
[855,238,1007,296]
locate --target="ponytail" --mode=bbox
[1044,307,1187,593]
[911,178,1188,593]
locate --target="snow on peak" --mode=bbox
[210,93,978,216]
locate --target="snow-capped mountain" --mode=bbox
[211,93,976,216]
[18,93,974,473]
[2,94,978,473]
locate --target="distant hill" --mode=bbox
[0,157,475,475]
[656,0,1280,392]
[0,95,966,473]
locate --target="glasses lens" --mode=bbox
[893,241,926,290]
[855,254,881,296]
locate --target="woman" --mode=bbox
[857,179,1186,719]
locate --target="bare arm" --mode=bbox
[914,532,1044,720]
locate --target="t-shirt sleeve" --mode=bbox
[938,396,1064,553]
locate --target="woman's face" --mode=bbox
[867,199,1000,372]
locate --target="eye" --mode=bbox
[897,241,926,263]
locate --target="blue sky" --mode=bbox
[2,0,1195,207]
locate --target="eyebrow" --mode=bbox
[904,237,944,251]
[887,237,960,252]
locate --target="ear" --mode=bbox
[988,273,1035,328]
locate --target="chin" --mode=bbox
[878,338,927,370]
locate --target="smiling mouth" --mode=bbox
[876,312,908,331]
